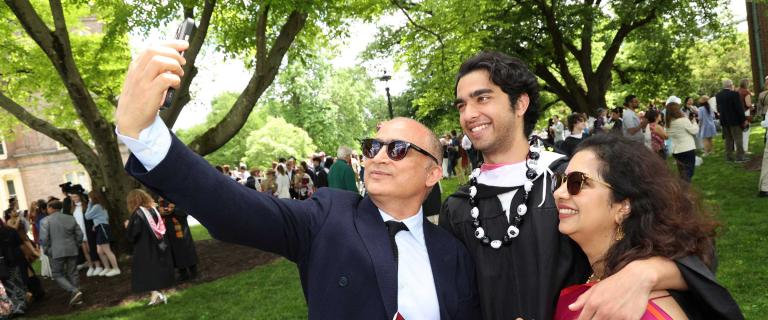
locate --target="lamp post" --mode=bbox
[379,71,393,119]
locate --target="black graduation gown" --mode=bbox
[422,183,442,217]
[316,169,329,188]
[440,174,589,320]
[161,209,198,269]
[558,136,583,158]
[126,208,175,293]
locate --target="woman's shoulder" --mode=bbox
[649,290,688,319]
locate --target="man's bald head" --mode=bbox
[379,117,443,166]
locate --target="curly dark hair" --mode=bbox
[455,51,540,137]
[574,134,718,277]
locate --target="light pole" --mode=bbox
[379,71,393,119]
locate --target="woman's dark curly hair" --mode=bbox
[574,134,718,277]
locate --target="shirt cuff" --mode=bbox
[115,114,172,171]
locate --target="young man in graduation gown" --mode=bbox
[114,40,478,320]
[440,51,741,320]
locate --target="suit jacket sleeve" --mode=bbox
[125,133,332,262]
[40,218,49,252]
[731,92,747,124]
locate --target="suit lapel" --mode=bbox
[423,219,454,319]
[355,197,398,318]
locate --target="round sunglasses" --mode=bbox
[554,171,612,195]
[360,138,439,165]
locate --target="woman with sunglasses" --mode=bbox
[553,134,742,319]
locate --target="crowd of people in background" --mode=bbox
[0,180,202,316]
[215,146,373,200]
[543,77,768,189]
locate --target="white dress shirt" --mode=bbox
[379,209,440,320]
[116,115,441,319]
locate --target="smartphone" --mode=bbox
[160,18,196,110]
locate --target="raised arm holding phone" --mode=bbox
[115,36,479,318]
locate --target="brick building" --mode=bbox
[0,127,128,214]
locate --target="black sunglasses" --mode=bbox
[554,171,612,195]
[360,138,439,165]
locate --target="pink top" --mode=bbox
[555,283,674,320]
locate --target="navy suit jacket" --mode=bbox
[126,134,480,319]
[715,89,746,127]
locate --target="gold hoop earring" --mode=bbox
[615,224,624,241]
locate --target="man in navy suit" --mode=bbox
[114,40,479,319]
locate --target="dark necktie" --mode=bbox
[385,220,409,267]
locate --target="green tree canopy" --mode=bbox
[262,51,384,154]
[0,0,385,247]
[177,91,267,167]
[367,0,729,123]
[244,116,316,168]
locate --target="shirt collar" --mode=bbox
[379,208,425,246]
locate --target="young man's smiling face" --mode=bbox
[455,69,525,157]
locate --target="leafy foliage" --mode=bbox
[176,91,267,166]
[367,0,729,119]
[244,116,316,168]
[262,51,383,154]
[0,2,129,139]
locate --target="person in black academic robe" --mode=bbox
[440,168,589,320]
[422,182,442,218]
[159,201,198,281]
[126,203,175,302]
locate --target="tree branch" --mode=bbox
[534,63,587,111]
[188,10,308,156]
[595,7,658,82]
[391,0,446,74]
[0,92,98,163]
[5,1,57,60]
[160,0,217,126]
[541,98,562,112]
[578,0,596,78]
[533,0,583,95]
[255,4,270,75]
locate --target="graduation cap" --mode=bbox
[68,184,85,195]
[59,182,73,193]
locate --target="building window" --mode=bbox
[0,140,6,160]
[6,180,15,198]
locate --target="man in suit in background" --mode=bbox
[715,79,748,163]
[114,40,479,320]
[40,199,84,306]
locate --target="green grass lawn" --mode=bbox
[693,127,767,317]
[189,223,212,242]
[46,259,305,320]
[57,129,767,318]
